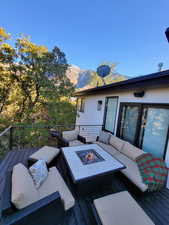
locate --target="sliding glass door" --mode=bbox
[118,103,169,158]
[139,106,169,158]
[118,104,140,144]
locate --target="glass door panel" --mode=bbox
[119,105,140,144]
[104,97,118,133]
[140,107,169,158]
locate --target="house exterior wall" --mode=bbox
[75,86,169,166]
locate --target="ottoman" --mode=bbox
[29,146,60,165]
[93,191,154,225]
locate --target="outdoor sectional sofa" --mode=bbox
[1,162,75,225]
[95,132,148,192]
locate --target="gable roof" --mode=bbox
[74,70,169,96]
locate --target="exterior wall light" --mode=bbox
[134,91,145,98]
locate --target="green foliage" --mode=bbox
[0,28,76,149]
[0,28,10,42]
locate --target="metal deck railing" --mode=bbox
[0,124,103,159]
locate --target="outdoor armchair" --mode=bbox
[58,129,86,147]
[1,172,65,225]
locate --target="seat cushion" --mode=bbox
[99,131,111,144]
[38,167,75,210]
[69,140,84,147]
[11,163,39,209]
[121,142,145,161]
[29,160,48,189]
[62,130,79,141]
[114,153,148,192]
[94,191,154,225]
[94,141,121,157]
[109,135,125,152]
[29,146,60,164]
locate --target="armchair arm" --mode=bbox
[55,133,69,147]
[3,192,65,225]
[58,136,69,147]
[77,135,86,143]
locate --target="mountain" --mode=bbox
[66,65,128,90]
[66,65,81,85]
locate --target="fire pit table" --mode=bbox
[61,144,125,194]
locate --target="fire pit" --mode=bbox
[76,149,105,165]
[62,144,125,186]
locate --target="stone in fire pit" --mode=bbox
[76,149,105,165]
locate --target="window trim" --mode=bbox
[103,96,119,134]
[77,98,85,113]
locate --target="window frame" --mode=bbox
[103,96,119,134]
[77,98,85,113]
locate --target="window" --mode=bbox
[97,100,103,111]
[118,103,140,144]
[104,97,118,133]
[77,98,85,112]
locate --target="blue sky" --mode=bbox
[1,0,169,77]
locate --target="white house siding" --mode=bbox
[76,95,105,141]
[75,86,169,166]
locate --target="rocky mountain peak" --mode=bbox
[66,65,128,90]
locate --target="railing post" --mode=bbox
[9,126,13,150]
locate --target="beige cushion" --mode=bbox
[109,135,125,152]
[99,131,111,144]
[29,146,60,164]
[11,163,39,209]
[94,142,121,157]
[38,167,75,210]
[69,140,84,147]
[62,130,79,141]
[94,191,154,225]
[114,153,148,192]
[121,142,145,161]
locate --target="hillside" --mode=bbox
[66,65,128,90]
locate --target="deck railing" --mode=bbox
[0,126,13,159]
[0,124,103,159]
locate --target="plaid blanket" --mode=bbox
[135,153,168,192]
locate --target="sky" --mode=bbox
[1,0,169,77]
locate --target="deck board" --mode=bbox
[0,148,169,225]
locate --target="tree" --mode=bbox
[0,28,75,128]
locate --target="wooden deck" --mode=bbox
[1,148,169,225]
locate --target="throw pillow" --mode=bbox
[99,131,110,144]
[29,160,48,189]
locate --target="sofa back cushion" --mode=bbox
[109,135,125,152]
[62,129,79,141]
[121,142,145,161]
[11,163,39,209]
[99,131,111,144]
